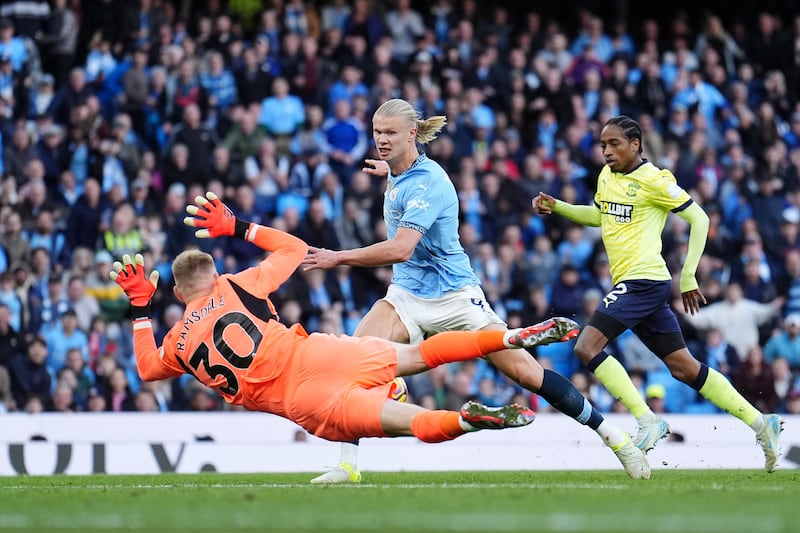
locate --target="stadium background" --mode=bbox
[0,0,799,423]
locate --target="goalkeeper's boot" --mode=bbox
[505,317,580,348]
[633,414,671,452]
[610,436,651,480]
[756,413,784,473]
[309,462,361,484]
[459,401,535,430]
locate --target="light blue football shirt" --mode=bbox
[383,153,480,298]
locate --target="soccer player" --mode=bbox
[302,98,650,482]
[533,115,784,472]
[109,192,576,449]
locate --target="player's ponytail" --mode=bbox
[374,98,447,145]
[604,115,643,154]
[415,115,447,144]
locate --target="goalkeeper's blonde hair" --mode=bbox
[374,98,447,145]
[172,249,215,288]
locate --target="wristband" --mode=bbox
[130,303,152,320]
[234,219,251,240]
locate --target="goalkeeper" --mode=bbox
[110,192,580,444]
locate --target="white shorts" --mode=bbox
[382,284,505,345]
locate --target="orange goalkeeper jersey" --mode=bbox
[131,225,309,406]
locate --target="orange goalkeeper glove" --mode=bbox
[109,253,159,318]
[183,191,250,239]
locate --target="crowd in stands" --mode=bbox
[1,0,800,418]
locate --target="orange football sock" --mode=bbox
[419,331,506,368]
[411,411,465,443]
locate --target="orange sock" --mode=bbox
[411,411,466,443]
[419,330,506,368]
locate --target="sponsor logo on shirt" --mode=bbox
[599,201,634,223]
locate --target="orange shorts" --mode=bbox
[249,333,397,442]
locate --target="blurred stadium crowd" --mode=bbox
[1,0,800,418]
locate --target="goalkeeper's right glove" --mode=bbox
[109,253,159,318]
[183,191,250,239]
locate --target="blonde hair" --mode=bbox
[172,250,215,289]
[374,98,447,145]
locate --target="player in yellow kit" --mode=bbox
[533,115,784,472]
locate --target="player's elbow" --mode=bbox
[137,367,158,382]
[396,246,415,262]
[390,241,417,262]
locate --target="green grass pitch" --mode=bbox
[0,470,797,532]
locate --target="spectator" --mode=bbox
[695,326,741,377]
[0,209,29,267]
[343,0,385,51]
[0,18,28,72]
[764,313,800,370]
[234,46,272,107]
[165,103,218,183]
[645,383,667,414]
[258,77,305,154]
[30,272,70,335]
[199,50,237,119]
[43,308,88,374]
[65,177,108,252]
[322,98,367,181]
[100,203,143,261]
[0,301,24,368]
[84,249,127,322]
[47,67,93,126]
[64,274,99,333]
[37,0,78,87]
[733,345,779,413]
[681,282,785,361]
[8,334,51,408]
[49,381,75,412]
[105,367,134,412]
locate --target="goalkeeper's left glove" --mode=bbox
[183,191,250,240]
[109,253,159,318]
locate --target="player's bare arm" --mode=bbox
[302,227,422,271]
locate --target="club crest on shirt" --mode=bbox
[625,182,641,197]
[389,187,399,201]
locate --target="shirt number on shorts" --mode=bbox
[603,283,627,308]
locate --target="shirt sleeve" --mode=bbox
[397,177,446,235]
[645,170,693,211]
[226,224,308,298]
[132,319,185,382]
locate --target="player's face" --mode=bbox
[372,114,416,164]
[599,125,640,172]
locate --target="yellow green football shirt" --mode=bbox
[594,161,693,285]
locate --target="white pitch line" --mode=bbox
[0,482,789,491]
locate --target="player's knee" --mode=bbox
[512,365,543,390]
[668,361,700,384]
[663,348,699,384]
[573,342,595,363]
